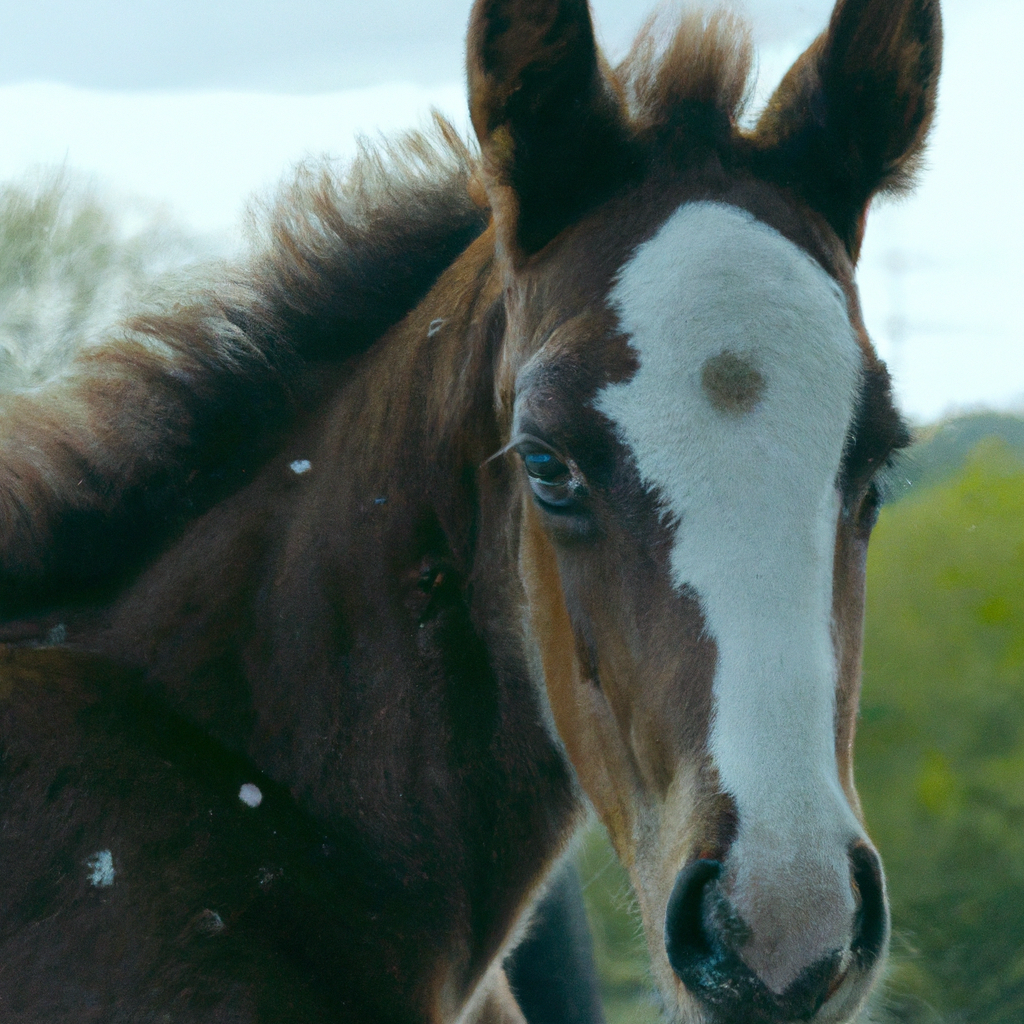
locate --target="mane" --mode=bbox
[615,7,754,139]
[0,117,489,616]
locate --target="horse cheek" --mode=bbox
[517,500,639,857]
[832,515,871,818]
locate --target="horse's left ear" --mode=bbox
[467,0,633,262]
[751,0,942,260]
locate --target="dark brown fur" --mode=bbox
[0,0,940,1020]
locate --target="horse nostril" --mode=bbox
[850,843,889,967]
[664,859,723,984]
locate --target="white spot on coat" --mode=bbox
[289,459,312,475]
[238,783,263,808]
[86,850,115,887]
[428,318,446,337]
[45,623,67,645]
[196,909,225,934]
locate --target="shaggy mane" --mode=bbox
[0,118,488,616]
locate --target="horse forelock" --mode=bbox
[614,7,754,137]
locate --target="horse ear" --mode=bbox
[751,0,941,259]
[467,0,633,260]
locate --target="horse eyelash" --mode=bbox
[480,433,561,469]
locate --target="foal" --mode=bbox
[0,0,940,1021]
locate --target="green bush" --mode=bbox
[859,440,1024,1023]
[576,826,662,1024]
[886,413,1024,502]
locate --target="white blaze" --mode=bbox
[596,202,865,988]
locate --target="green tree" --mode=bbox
[0,171,208,391]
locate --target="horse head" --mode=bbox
[469,0,940,1019]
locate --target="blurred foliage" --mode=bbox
[0,171,208,391]
[884,412,1024,502]
[858,438,1024,1023]
[576,827,662,1024]
[578,428,1024,1024]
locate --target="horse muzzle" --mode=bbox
[664,842,889,1023]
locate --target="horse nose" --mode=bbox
[664,846,889,1021]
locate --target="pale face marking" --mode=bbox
[596,201,866,991]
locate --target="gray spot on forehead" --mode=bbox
[701,352,766,414]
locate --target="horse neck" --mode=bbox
[82,224,582,1008]
[102,221,571,806]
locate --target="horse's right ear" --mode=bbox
[751,0,941,260]
[467,0,632,262]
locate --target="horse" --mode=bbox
[0,0,941,1020]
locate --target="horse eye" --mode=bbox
[523,451,568,482]
[517,447,584,510]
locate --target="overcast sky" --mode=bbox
[0,0,1020,422]
[0,0,835,91]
